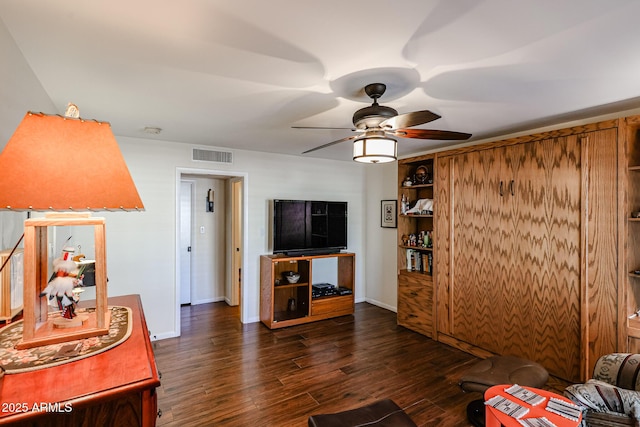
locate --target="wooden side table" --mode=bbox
[484,385,581,427]
[0,294,160,426]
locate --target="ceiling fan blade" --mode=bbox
[292,126,357,131]
[380,110,441,129]
[390,128,472,140]
[302,135,359,154]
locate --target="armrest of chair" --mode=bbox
[565,379,640,422]
[584,412,635,427]
[592,354,640,391]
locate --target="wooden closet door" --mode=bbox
[513,137,582,381]
[434,123,620,383]
[450,147,505,350]
[449,138,582,381]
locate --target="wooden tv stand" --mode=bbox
[260,252,355,329]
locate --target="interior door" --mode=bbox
[230,178,242,307]
[179,181,193,305]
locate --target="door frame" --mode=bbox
[175,167,249,335]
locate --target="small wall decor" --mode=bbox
[206,188,214,212]
[381,200,397,228]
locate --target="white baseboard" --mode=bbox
[190,296,225,305]
[363,298,397,313]
[245,316,260,324]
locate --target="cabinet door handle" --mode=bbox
[499,181,504,197]
[510,180,515,196]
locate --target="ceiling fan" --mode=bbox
[295,83,471,163]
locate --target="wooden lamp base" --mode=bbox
[18,213,109,350]
[16,310,110,349]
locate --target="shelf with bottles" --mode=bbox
[401,231,434,274]
[401,230,433,248]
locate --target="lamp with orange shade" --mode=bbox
[0,107,143,349]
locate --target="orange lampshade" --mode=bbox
[0,112,144,211]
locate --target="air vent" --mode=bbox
[192,148,233,164]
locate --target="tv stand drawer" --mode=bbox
[311,295,354,316]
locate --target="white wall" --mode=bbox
[0,17,56,250]
[362,163,399,311]
[0,18,56,148]
[91,138,368,339]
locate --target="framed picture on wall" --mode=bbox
[381,200,397,228]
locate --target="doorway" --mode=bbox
[175,168,247,336]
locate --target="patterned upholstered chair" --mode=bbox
[565,353,640,426]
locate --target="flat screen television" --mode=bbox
[273,200,347,255]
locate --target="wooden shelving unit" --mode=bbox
[260,252,355,329]
[397,155,436,338]
[400,118,624,382]
[625,116,640,352]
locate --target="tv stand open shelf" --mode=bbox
[260,252,355,329]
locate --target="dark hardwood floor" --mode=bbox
[152,302,565,426]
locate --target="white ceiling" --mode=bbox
[2,0,640,161]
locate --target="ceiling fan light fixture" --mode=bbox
[353,134,397,164]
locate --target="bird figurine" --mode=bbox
[40,246,83,320]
